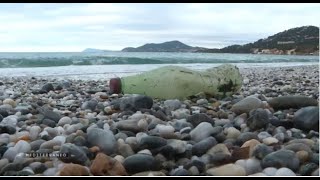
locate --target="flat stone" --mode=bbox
[267,96,318,110]
[206,163,246,176]
[231,96,263,115]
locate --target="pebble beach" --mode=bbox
[0,64,319,176]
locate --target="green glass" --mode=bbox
[120,64,243,99]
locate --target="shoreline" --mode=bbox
[0,63,318,81]
[0,64,319,176]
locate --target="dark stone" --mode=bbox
[17,116,28,122]
[30,139,46,151]
[284,143,313,157]
[42,119,56,128]
[231,146,250,161]
[214,131,226,143]
[269,117,294,129]
[120,95,153,112]
[310,153,319,164]
[0,125,16,134]
[59,143,89,165]
[118,111,135,118]
[73,136,87,146]
[184,160,205,173]
[211,126,224,136]
[81,100,98,111]
[41,83,54,93]
[171,168,190,176]
[119,131,136,137]
[173,121,191,131]
[55,84,63,90]
[192,137,217,156]
[299,163,319,176]
[293,106,319,131]
[247,108,270,130]
[3,171,18,176]
[267,96,318,110]
[0,109,9,117]
[210,153,232,165]
[236,132,258,146]
[262,150,300,171]
[123,154,159,174]
[0,146,8,158]
[272,81,284,86]
[158,145,175,160]
[0,114,3,122]
[140,136,167,149]
[0,163,24,175]
[140,109,170,121]
[32,163,47,174]
[16,107,31,115]
[17,170,34,176]
[187,113,214,127]
[38,107,61,122]
[252,144,274,160]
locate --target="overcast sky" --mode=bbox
[0,3,319,52]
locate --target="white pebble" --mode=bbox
[275,167,296,176]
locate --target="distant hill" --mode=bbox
[122,40,207,52]
[82,48,114,53]
[197,25,319,55]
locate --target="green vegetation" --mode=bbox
[198,26,319,55]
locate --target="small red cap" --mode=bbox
[109,77,122,94]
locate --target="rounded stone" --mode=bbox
[58,117,72,126]
[190,122,215,142]
[123,154,158,174]
[186,113,213,127]
[241,139,261,157]
[192,137,217,156]
[59,143,89,165]
[139,136,167,149]
[262,150,300,171]
[59,163,89,176]
[299,163,319,176]
[246,108,270,130]
[262,137,279,145]
[262,167,277,176]
[275,167,296,176]
[87,128,117,155]
[90,153,127,176]
[293,106,319,131]
[226,127,241,140]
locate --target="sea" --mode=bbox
[0,52,318,80]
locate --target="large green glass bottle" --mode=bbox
[109,64,243,100]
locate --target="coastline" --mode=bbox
[0,64,319,176]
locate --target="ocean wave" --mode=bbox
[0,54,318,68]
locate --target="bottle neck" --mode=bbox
[109,77,122,94]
